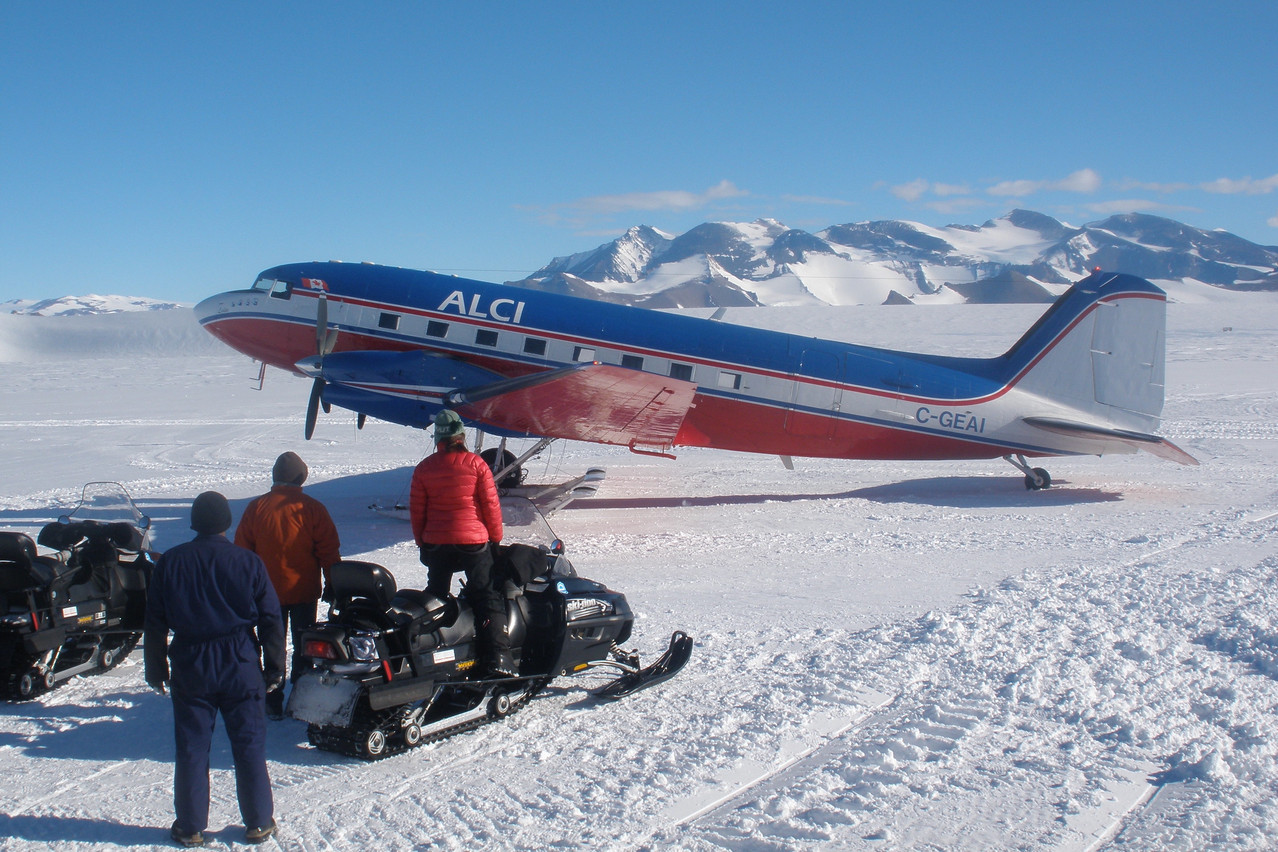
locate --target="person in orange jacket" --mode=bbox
[410,410,512,677]
[235,452,341,719]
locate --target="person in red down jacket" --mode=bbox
[409,409,512,678]
[235,451,341,719]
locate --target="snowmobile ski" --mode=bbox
[594,631,693,700]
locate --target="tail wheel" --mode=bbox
[1024,468,1052,490]
[487,690,514,719]
[403,723,422,747]
[362,729,387,758]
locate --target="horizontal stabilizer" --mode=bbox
[450,363,697,451]
[1022,416,1198,466]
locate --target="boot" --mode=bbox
[482,610,516,678]
[487,649,517,679]
[170,822,205,848]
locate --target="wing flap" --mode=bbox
[450,364,697,451]
[1022,416,1198,466]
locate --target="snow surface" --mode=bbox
[2,299,1278,851]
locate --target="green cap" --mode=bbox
[433,409,465,443]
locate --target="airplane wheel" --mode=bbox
[362,729,387,758]
[403,723,422,747]
[1024,468,1052,490]
[481,449,524,489]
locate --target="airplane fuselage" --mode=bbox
[195,261,1173,464]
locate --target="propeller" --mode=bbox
[304,294,338,440]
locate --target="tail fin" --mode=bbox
[1001,271,1197,465]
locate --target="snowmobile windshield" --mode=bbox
[59,482,151,538]
[499,497,577,578]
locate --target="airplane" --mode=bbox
[194,262,1197,490]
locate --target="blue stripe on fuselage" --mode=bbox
[258,262,1010,404]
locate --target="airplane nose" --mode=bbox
[193,292,228,324]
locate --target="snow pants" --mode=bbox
[168,632,273,834]
[281,600,318,683]
[421,542,509,655]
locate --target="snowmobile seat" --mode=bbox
[0,532,59,591]
[432,605,475,649]
[327,560,398,612]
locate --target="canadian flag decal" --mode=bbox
[302,277,329,291]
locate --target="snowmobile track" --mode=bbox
[306,676,552,761]
[666,687,900,827]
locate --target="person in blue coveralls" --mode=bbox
[144,491,286,848]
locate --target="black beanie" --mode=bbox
[272,451,308,486]
[190,491,232,535]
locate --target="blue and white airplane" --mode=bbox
[194,263,1196,489]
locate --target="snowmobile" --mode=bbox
[288,496,692,760]
[0,482,156,701]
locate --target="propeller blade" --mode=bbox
[357,413,367,430]
[305,378,323,440]
[315,294,329,356]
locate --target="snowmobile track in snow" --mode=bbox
[665,686,900,827]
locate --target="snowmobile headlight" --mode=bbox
[347,633,379,662]
[566,597,613,621]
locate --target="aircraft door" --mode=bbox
[785,349,844,438]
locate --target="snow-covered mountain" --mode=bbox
[2,294,188,316]
[512,210,1278,307]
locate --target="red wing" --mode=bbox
[451,364,697,452]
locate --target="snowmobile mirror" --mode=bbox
[551,539,565,555]
[57,515,71,524]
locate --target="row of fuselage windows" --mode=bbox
[376,311,742,390]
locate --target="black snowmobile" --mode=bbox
[0,482,156,700]
[288,496,692,760]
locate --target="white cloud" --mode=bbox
[1118,179,1191,193]
[891,179,931,202]
[1269,213,1278,228]
[931,182,972,197]
[1120,174,1278,196]
[987,168,1102,197]
[921,197,988,215]
[1084,199,1198,216]
[1201,174,1278,195]
[571,180,748,215]
[782,194,855,207]
[889,179,973,202]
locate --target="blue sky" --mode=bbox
[3,1,1275,304]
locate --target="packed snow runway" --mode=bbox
[1,292,1277,850]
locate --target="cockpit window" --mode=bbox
[251,277,292,299]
